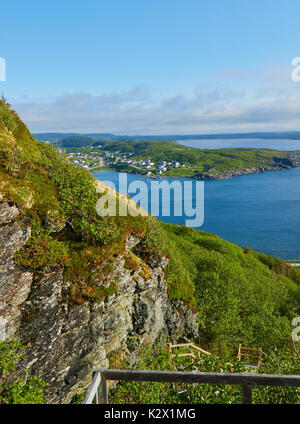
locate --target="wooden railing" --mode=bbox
[168,342,211,359]
[237,344,265,370]
[83,369,300,404]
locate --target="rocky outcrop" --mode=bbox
[0,204,32,341]
[195,155,300,180]
[0,202,198,404]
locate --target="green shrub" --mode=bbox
[0,98,17,133]
[110,343,300,404]
[0,339,46,404]
[15,233,69,270]
[156,223,300,355]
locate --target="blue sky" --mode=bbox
[1,0,300,134]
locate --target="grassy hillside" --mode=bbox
[0,99,149,303]
[1,99,300,388]
[132,217,299,356]
[161,223,300,354]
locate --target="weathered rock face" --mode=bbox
[0,202,198,404]
[194,154,300,180]
[0,203,32,341]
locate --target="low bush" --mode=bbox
[0,339,46,404]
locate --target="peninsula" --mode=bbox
[56,137,300,180]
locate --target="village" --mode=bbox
[63,147,185,175]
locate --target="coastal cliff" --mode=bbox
[1,99,300,404]
[0,201,198,403]
[0,99,198,403]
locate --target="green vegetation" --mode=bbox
[110,344,300,404]
[63,241,119,305]
[0,339,46,404]
[0,98,147,305]
[244,247,300,285]
[0,97,17,133]
[15,221,69,270]
[1,99,300,403]
[135,222,300,356]
[124,251,141,272]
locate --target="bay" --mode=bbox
[93,166,300,260]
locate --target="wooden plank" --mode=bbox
[240,353,262,359]
[170,342,211,356]
[169,343,192,348]
[189,344,211,355]
[97,369,300,387]
[174,353,195,358]
[238,343,242,361]
[241,347,264,353]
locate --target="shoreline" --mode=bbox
[91,162,300,181]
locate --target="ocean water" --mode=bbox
[177,138,300,151]
[93,167,300,260]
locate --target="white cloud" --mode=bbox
[11,80,300,134]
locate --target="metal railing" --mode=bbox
[83,368,300,404]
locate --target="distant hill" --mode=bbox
[33,133,80,142]
[33,132,114,142]
[59,136,97,148]
[33,131,300,145]
[86,133,116,140]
